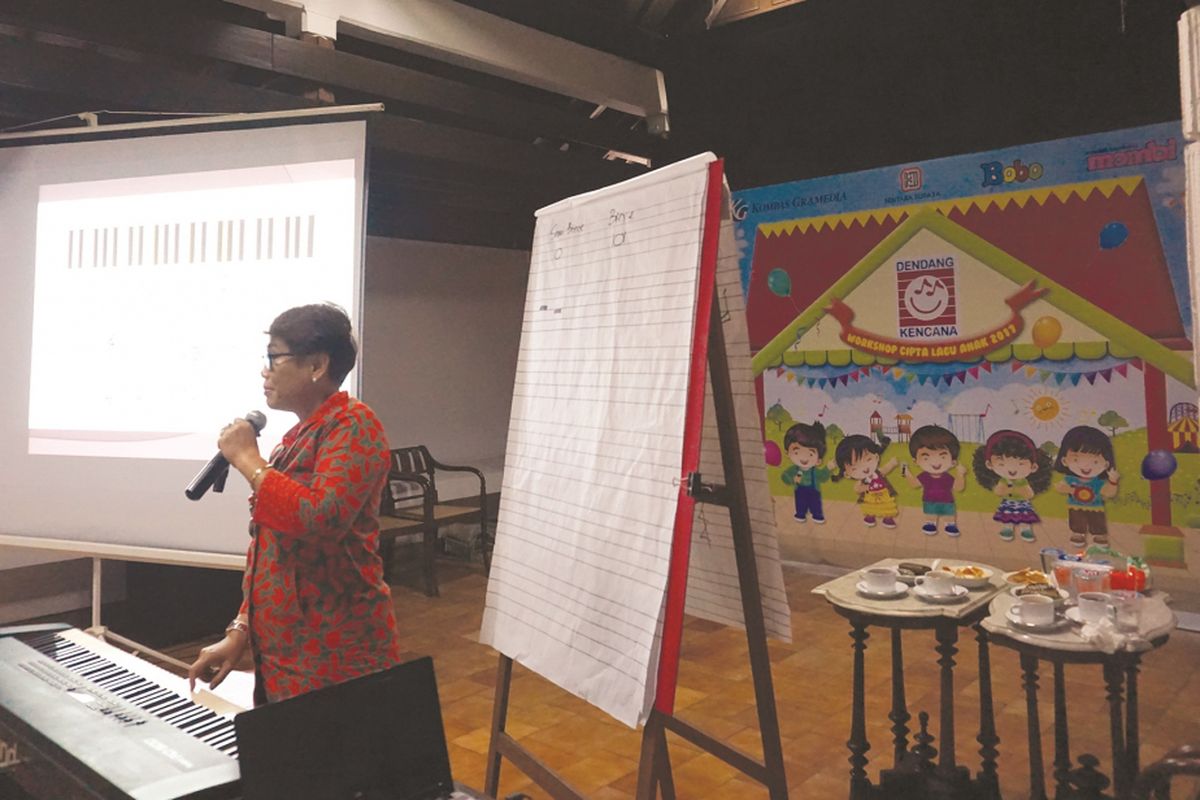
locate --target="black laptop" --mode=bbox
[235,657,473,800]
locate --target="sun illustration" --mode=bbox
[1025,388,1069,428]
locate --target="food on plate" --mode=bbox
[897,562,931,577]
[1005,567,1051,586]
[939,564,987,579]
[1014,584,1062,600]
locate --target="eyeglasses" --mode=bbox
[263,352,296,371]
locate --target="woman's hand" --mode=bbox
[187,631,248,692]
[217,418,263,474]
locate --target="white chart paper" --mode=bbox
[479,154,791,728]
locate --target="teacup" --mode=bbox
[1012,595,1056,626]
[862,566,899,593]
[1076,591,1112,624]
[915,571,955,595]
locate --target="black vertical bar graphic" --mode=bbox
[293,215,300,258]
[284,216,291,258]
[92,229,98,268]
[161,224,168,265]
[268,218,274,259]
[217,221,224,262]
[101,228,108,267]
[238,219,245,262]
[256,218,262,260]
[79,229,85,268]
[138,226,144,265]
[189,223,195,264]
[307,214,315,257]
[174,223,180,264]
[153,225,159,265]
[127,227,133,266]
[201,221,207,262]
[67,230,74,269]
[111,226,118,266]
[226,219,234,262]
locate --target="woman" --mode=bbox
[188,303,401,703]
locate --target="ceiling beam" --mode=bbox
[225,0,669,129]
[0,2,658,156]
[0,34,638,187]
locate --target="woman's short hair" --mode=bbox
[269,303,357,386]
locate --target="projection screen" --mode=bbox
[0,108,370,559]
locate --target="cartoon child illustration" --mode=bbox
[1053,425,1119,548]
[972,429,1053,542]
[832,434,899,528]
[781,421,831,523]
[904,424,967,537]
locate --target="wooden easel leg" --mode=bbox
[636,710,675,800]
[485,655,513,799]
[704,293,789,800]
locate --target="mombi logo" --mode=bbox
[1086,139,1177,172]
[981,158,1043,187]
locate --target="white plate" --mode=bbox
[934,564,994,589]
[1006,606,1071,632]
[856,580,908,599]
[913,583,969,603]
[1063,607,1109,625]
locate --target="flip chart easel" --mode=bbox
[481,158,787,800]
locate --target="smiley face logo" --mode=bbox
[903,276,950,321]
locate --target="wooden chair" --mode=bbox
[378,445,491,597]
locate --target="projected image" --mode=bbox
[28,159,359,460]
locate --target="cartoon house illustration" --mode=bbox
[747,177,1194,568]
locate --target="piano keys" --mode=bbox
[0,626,242,800]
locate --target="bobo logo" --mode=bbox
[980,158,1044,187]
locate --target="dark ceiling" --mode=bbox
[0,0,1189,248]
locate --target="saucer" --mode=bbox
[1064,607,1106,625]
[856,580,908,599]
[1006,606,1070,633]
[913,583,968,603]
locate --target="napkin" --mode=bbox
[1076,616,1151,653]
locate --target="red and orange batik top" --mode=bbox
[239,391,401,703]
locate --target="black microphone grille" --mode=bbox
[245,410,267,433]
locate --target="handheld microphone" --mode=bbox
[185,410,267,501]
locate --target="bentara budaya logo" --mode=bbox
[980,158,1044,187]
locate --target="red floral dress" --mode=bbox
[240,391,401,703]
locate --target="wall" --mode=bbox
[362,236,529,498]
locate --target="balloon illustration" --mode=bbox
[1141,449,1177,481]
[767,268,792,298]
[764,441,782,467]
[1031,315,1063,348]
[1099,221,1128,250]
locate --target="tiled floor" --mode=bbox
[170,560,1200,798]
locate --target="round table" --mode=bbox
[980,590,1176,800]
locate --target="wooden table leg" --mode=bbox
[935,623,959,774]
[1021,653,1048,800]
[1053,661,1071,799]
[1104,661,1127,798]
[848,621,872,800]
[889,628,910,768]
[974,625,1000,799]
[1125,656,1141,795]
